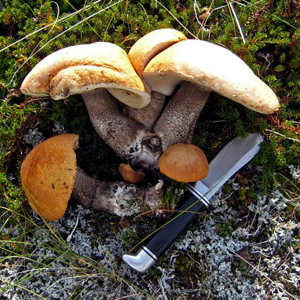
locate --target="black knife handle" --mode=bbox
[145,190,207,258]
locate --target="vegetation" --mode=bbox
[0,0,299,299]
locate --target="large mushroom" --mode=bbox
[20,42,160,169]
[139,38,280,151]
[20,134,163,221]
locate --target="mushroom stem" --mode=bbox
[71,167,164,217]
[121,91,166,130]
[153,81,210,151]
[82,89,162,170]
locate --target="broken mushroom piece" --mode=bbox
[72,168,162,217]
[158,143,209,183]
[20,42,150,108]
[20,134,164,220]
[119,163,145,184]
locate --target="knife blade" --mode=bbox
[122,133,263,272]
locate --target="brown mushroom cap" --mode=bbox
[20,42,150,108]
[20,134,78,221]
[158,143,209,183]
[143,39,279,114]
[128,28,187,76]
[119,163,145,184]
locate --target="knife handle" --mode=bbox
[122,189,208,272]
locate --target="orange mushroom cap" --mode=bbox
[20,134,79,221]
[158,143,209,183]
[119,163,145,184]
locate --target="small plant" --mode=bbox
[162,180,187,209]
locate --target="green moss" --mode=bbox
[216,221,233,238]
[0,100,42,210]
[161,180,187,209]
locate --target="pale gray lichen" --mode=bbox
[23,128,44,147]
[288,165,300,182]
[1,167,299,299]
[52,121,66,135]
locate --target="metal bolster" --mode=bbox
[142,246,158,261]
[122,247,157,273]
[186,184,210,207]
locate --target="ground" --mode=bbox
[0,1,299,299]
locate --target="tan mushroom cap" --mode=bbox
[158,143,209,183]
[128,28,187,76]
[20,42,150,108]
[20,134,78,221]
[143,39,280,114]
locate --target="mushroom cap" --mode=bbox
[20,42,150,108]
[119,163,145,184]
[128,28,187,76]
[158,143,209,183]
[20,134,78,221]
[143,39,279,114]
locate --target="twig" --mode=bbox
[265,129,300,142]
[0,0,104,53]
[228,1,246,43]
[5,0,122,87]
[66,211,81,242]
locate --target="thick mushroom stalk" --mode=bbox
[72,167,163,217]
[121,91,166,131]
[153,82,210,151]
[82,89,161,170]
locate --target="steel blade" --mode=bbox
[193,133,263,201]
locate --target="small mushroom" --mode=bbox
[158,143,209,183]
[20,134,163,220]
[119,163,145,184]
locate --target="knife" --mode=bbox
[122,133,263,272]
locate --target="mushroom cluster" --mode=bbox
[20,29,279,220]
